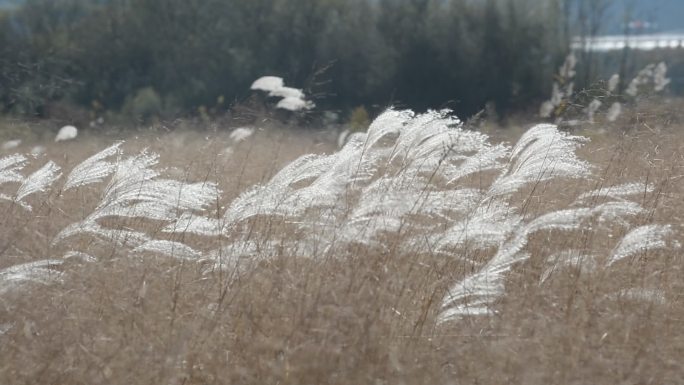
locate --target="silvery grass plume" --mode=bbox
[63,142,122,190]
[0,260,63,295]
[134,240,201,261]
[486,124,591,197]
[540,53,576,118]
[0,154,27,186]
[14,161,62,209]
[539,250,596,284]
[606,102,622,122]
[607,224,673,266]
[0,155,62,207]
[609,288,667,305]
[575,182,653,203]
[55,125,78,142]
[0,108,675,331]
[626,62,671,97]
[54,148,219,248]
[250,75,315,111]
[438,200,654,323]
[229,127,254,143]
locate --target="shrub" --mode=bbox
[348,106,371,132]
[121,87,163,123]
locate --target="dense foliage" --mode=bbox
[0,0,574,119]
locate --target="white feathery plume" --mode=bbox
[134,240,201,260]
[609,288,666,305]
[575,182,652,203]
[340,181,420,243]
[606,102,622,122]
[608,224,672,266]
[585,99,602,123]
[0,154,27,186]
[55,125,78,142]
[439,252,531,322]
[63,142,123,191]
[250,76,284,92]
[625,63,669,97]
[435,201,521,251]
[89,151,161,213]
[443,143,509,184]
[251,76,314,111]
[592,201,645,226]
[539,101,555,118]
[364,109,414,148]
[223,153,335,226]
[2,140,21,150]
[55,150,218,245]
[53,220,103,244]
[337,129,351,149]
[269,153,337,189]
[348,177,420,222]
[391,110,469,166]
[93,228,153,248]
[204,232,333,270]
[608,74,620,93]
[0,323,12,335]
[559,52,577,79]
[55,220,152,247]
[386,112,497,186]
[438,198,648,322]
[339,185,483,249]
[63,251,97,263]
[526,207,593,233]
[488,124,591,197]
[30,145,46,156]
[389,110,453,162]
[276,134,378,216]
[204,240,265,273]
[276,97,315,111]
[540,250,596,283]
[413,188,483,220]
[653,62,670,92]
[92,178,218,222]
[269,86,305,99]
[0,260,64,294]
[229,127,254,142]
[163,212,223,236]
[15,161,61,204]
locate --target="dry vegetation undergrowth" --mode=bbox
[0,108,683,384]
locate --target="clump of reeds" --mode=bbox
[0,109,676,328]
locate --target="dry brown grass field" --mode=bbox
[0,101,683,384]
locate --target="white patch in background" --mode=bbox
[606,102,622,122]
[30,145,46,156]
[584,99,602,123]
[221,147,234,159]
[268,86,305,99]
[229,127,254,142]
[250,76,284,93]
[276,97,315,112]
[608,74,620,93]
[55,125,78,142]
[337,129,351,149]
[251,75,315,112]
[2,140,21,150]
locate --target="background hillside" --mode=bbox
[1,0,683,123]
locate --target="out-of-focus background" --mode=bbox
[0,0,683,128]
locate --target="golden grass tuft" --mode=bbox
[0,113,683,384]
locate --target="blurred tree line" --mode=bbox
[0,0,587,121]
